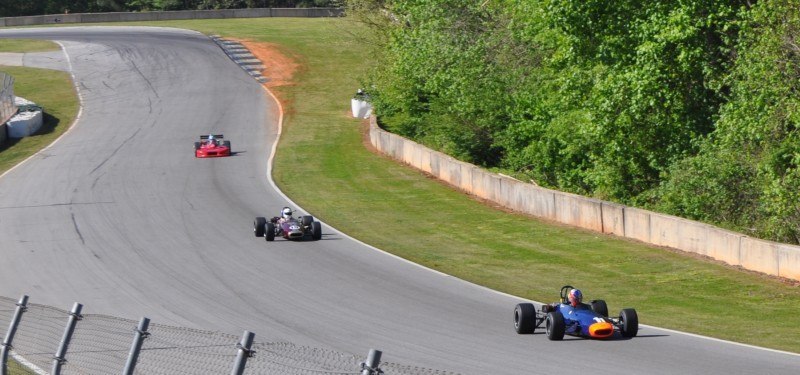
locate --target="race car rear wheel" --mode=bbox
[302,215,314,226]
[590,299,609,317]
[223,140,231,149]
[619,308,638,338]
[545,311,565,341]
[311,221,322,240]
[513,303,536,334]
[194,142,200,157]
[254,217,266,237]
[266,223,275,242]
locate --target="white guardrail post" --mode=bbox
[122,317,150,375]
[51,302,82,375]
[361,349,383,375]
[230,330,255,375]
[0,295,28,375]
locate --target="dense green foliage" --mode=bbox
[0,0,338,17]
[655,2,800,243]
[350,0,800,244]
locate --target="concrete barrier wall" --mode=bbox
[3,16,45,27]
[367,116,800,280]
[554,192,604,232]
[740,237,780,276]
[622,207,651,243]
[44,15,82,24]
[0,8,343,27]
[601,202,625,236]
[778,244,800,280]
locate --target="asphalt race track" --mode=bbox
[0,27,798,374]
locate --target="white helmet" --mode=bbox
[208,134,214,141]
[281,207,293,219]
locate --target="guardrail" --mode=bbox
[367,115,800,281]
[0,8,343,27]
[0,295,457,375]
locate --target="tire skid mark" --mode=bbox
[70,212,85,246]
[90,128,140,175]
[0,201,114,210]
[128,59,160,99]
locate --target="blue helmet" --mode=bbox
[568,289,583,306]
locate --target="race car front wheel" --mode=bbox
[266,223,275,242]
[312,221,322,240]
[619,308,638,338]
[513,303,536,334]
[545,311,565,341]
[254,217,266,237]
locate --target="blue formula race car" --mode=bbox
[514,285,638,340]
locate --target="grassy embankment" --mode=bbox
[0,38,58,53]
[0,39,78,174]
[2,20,799,353]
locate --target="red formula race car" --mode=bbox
[194,134,231,158]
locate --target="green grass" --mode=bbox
[0,66,78,174]
[4,359,36,375]
[0,39,59,53]
[3,19,800,353]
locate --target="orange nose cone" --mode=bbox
[589,322,614,338]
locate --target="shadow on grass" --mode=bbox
[34,112,60,136]
[0,112,61,154]
[0,135,21,153]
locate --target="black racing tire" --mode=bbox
[513,303,536,334]
[254,217,266,237]
[223,140,231,149]
[266,223,275,242]
[545,311,566,341]
[311,221,322,240]
[301,215,314,226]
[194,142,200,157]
[590,300,609,317]
[619,308,638,338]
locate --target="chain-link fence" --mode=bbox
[0,73,14,123]
[0,296,459,375]
[0,72,16,145]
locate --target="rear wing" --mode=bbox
[200,134,224,140]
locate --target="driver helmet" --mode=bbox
[281,207,293,219]
[208,134,215,144]
[568,288,583,307]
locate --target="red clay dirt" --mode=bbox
[235,39,300,110]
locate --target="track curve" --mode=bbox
[0,27,797,374]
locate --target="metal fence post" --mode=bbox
[230,331,255,375]
[360,349,382,375]
[1,295,28,375]
[51,302,82,375]
[122,317,150,375]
